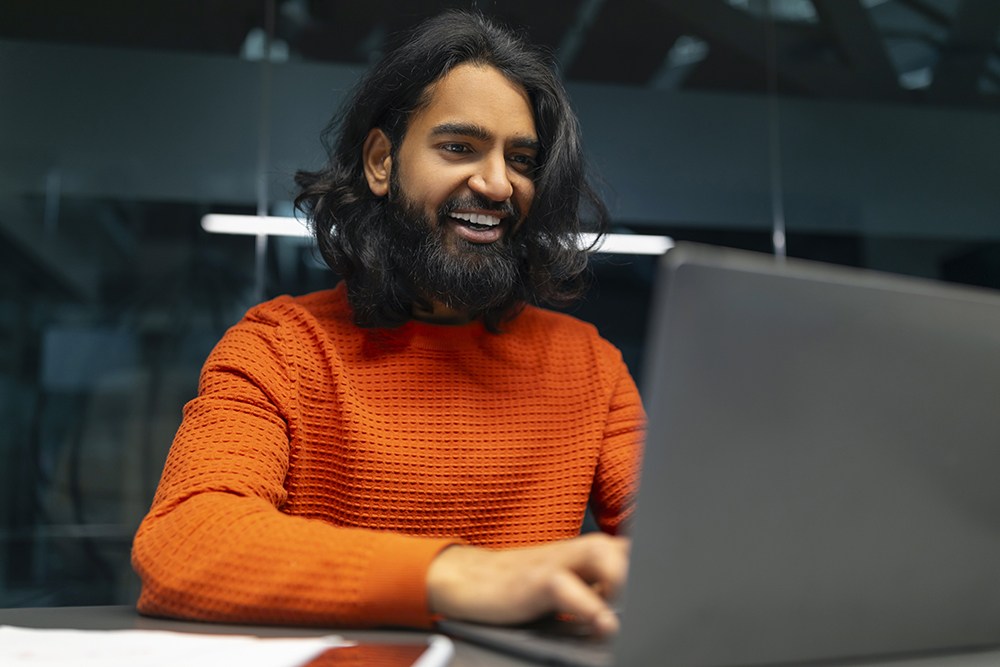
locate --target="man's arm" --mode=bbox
[591,349,646,534]
[131,309,460,629]
[426,348,644,637]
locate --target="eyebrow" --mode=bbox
[430,122,540,151]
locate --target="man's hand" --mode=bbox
[426,533,629,637]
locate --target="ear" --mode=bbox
[362,128,392,197]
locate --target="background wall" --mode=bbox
[1,0,998,607]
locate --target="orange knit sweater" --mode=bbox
[131,284,645,629]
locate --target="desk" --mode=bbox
[0,605,531,667]
[2,605,1000,666]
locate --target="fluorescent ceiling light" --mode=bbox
[202,214,311,237]
[201,214,673,255]
[581,232,674,255]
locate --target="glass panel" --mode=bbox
[2,0,998,607]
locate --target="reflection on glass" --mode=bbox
[1,0,998,607]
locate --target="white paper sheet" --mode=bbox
[0,625,350,667]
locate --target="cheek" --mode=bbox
[396,168,439,212]
[517,182,535,217]
[407,166,460,208]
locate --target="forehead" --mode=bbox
[407,63,537,140]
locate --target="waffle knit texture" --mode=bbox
[132,283,645,629]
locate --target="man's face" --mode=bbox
[364,63,540,316]
[393,62,539,250]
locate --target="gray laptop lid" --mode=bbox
[616,243,1000,666]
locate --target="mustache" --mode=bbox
[438,194,518,222]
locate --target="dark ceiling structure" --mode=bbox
[1,0,999,306]
[2,0,999,109]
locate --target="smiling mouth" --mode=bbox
[449,211,502,230]
[445,211,507,244]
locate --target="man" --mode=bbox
[131,11,644,637]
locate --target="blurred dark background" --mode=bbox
[1,0,998,607]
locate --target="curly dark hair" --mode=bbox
[294,10,609,331]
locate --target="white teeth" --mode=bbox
[451,212,501,227]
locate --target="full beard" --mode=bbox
[384,191,524,316]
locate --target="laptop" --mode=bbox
[441,242,1000,666]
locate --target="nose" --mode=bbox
[467,153,514,202]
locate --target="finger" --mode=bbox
[561,536,630,601]
[547,569,621,637]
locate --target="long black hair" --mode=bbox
[294,10,609,331]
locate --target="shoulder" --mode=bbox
[507,305,624,364]
[228,284,362,354]
[209,284,355,368]
[201,285,355,395]
[243,284,351,331]
[512,305,604,341]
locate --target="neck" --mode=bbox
[412,300,474,326]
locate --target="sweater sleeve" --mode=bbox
[130,307,458,629]
[590,347,646,535]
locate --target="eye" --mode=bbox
[439,143,471,155]
[508,153,538,174]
